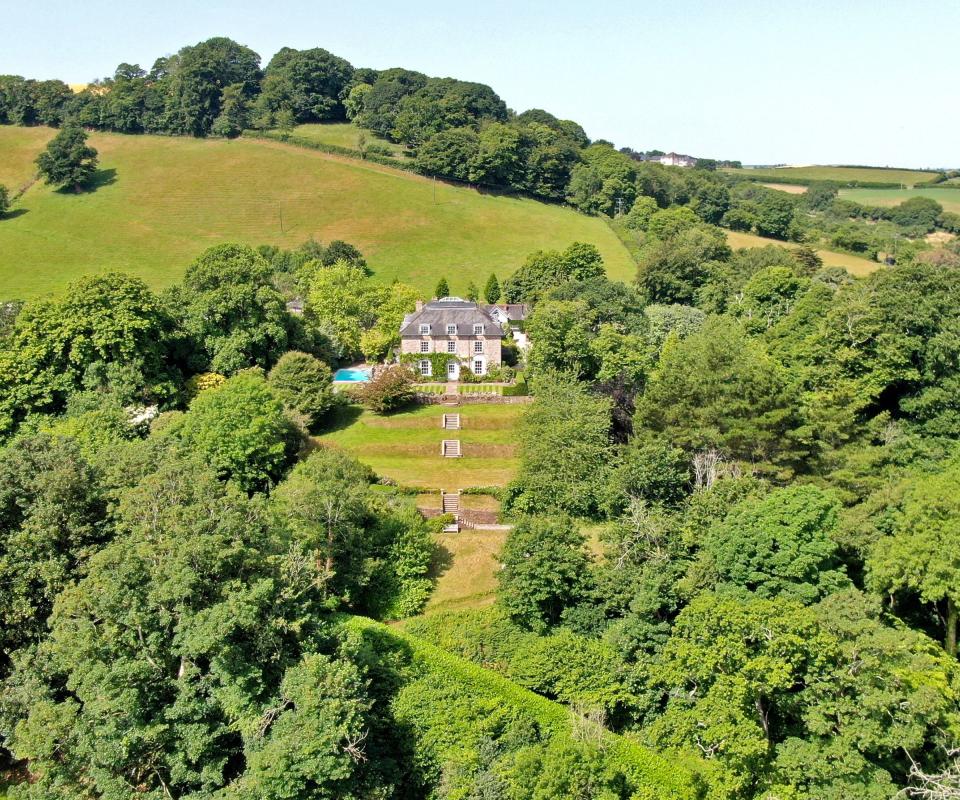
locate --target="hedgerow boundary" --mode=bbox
[340,615,707,799]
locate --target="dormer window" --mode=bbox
[473,324,484,336]
[419,324,431,335]
[446,324,457,335]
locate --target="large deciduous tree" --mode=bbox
[868,463,960,655]
[35,125,99,191]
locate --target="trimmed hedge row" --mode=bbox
[340,615,702,800]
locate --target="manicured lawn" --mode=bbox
[313,402,524,490]
[725,230,880,276]
[723,165,940,186]
[292,122,407,157]
[425,528,507,614]
[0,126,634,300]
[838,187,960,214]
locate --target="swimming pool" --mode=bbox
[333,367,372,382]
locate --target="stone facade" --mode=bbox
[399,298,505,380]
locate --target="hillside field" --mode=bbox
[838,186,960,214]
[0,126,633,299]
[292,122,408,157]
[725,230,880,276]
[724,165,939,186]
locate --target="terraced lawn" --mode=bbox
[313,402,524,490]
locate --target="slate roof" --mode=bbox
[400,298,504,337]
[484,303,529,321]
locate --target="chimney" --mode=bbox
[415,299,424,312]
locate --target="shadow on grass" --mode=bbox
[56,167,118,194]
[428,540,455,583]
[0,208,28,220]
[313,402,363,434]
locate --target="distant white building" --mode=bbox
[656,152,697,168]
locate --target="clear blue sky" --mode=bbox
[4,0,957,167]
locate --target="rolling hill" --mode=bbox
[0,126,634,299]
[723,164,940,187]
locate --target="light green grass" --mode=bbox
[0,127,634,300]
[0,125,52,192]
[313,402,523,490]
[725,230,880,276]
[724,165,940,186]
[838,187,960,214]
[292,122,406,156]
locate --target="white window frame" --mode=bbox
[446,340,456,353]
[419,360,431,377]
[473,324,484,335]
[419,324,431,335]
[473,358,484,375]
[473,340,484,354]
[420,340,430,353]
[446,324,457,335]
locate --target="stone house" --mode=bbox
[399,298,504,380]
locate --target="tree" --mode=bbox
[636,317,803,473]
[351,365,415,414]
[210,82,250,137]
[35,125,99,191]
[168,243,291,374]
[257,46,354,123]
[267,350,335,427]
[272,448,371,598]
[636,225,731,305]
[176,370,297,492]
[464,280,479,302]
[434,276,449,298]
[506,373,613,517]
[483,273,501,304]
[525,300,597,377]
[497,516,591,631]
[0,434,107,667]
[702,485,848,603]
[0,183,9,216]
[868,463,960,655]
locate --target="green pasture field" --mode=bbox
[312,402,523,490]
[724,165,939,186]
[725,230,880,276]
[0,126,634,299]
[291,122,407,157]
[838,187,960,214]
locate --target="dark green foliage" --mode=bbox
[636,224,731,305]
[506,373,613,517]
[0,273,178,436]
[267,350,335,426]
[168,243,292,374]
[0,183,9,216]
[636,317,803,474]
[434,276,449,298]
[176,370,298,492]
[502,241,604,304]
[700,485,848,603]
[351,364,415,414]
[257,46,354,123]
[603,437,691,516]
[497,516,592,631]
[34,125,99,191]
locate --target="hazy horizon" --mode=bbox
[4,0,957,169]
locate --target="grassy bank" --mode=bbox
[0,126,634,299]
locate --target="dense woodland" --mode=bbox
[2,34,960,800]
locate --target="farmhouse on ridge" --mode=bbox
[399,297,504,380]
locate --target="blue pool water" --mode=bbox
[333,367,372,382]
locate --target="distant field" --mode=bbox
[838,187,960,214]
[0,126,633,299]
[724,165,939,186]
[759,182,807,194]
[313,403,523,490]
[725,230,880,276]
[292,122,407,157]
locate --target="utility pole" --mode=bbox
[279,202,284,233]
[615,196,625,217]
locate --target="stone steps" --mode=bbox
[442,413,461,430]
[441,439,462,458]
